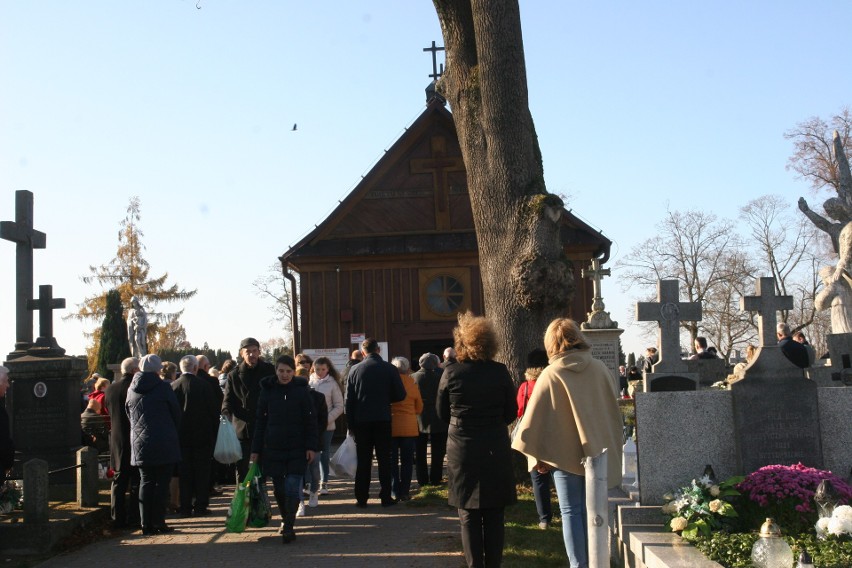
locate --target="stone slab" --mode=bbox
[818,387,852,478]
[635,391,737,505]
[684,358,728,386]
[584,328,623,395]
[644,373,697,392]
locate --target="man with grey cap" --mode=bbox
[223,337,275,479]
[413,353,448,486]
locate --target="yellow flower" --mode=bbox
[670,517,688,532]
[709,499,723,513]
[709,485,720,497]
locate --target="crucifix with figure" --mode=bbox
[636,280,702,373]
[1,190,46,354]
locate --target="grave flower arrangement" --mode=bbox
[0,480,23,514]
[736,463,852,534]
[662,473,742,541]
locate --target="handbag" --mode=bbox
[330,433,357,478]
[214,415,243,464]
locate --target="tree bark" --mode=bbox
[434,0,573,380]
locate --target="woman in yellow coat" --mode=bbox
[390,356,423,501]
[512,318,623,568]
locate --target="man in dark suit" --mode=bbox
[196,354,225,495]
[777,323,810,369]
[172,355,221,516]
[345,338,406,507]
[104,357,140,528]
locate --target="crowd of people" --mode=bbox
[62,313,627,567]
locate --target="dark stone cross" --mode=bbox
[26,284,66,356]
[423,40,445,81]
[635,280,702,373]
[410,136,465,231]
[0,190,46,353]
[739,277,793,347]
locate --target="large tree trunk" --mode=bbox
[434,0,573,380]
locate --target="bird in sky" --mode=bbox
[292,123,297,131]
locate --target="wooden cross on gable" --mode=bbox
[740,277,793,347]
[0,190,46,351]
[636,280,702,373]
[26,284,66,355]
[410,136,465,231]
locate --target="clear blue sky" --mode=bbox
[2,1,850,361]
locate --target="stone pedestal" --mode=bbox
[583,328,623,395]
[3,354,88,485]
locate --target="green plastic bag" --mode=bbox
[247,473,271,528]
[225,462,260,533]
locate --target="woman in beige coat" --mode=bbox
[512,318,623,568]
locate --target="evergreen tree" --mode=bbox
[95,289,131,377]
[68,197,197,370]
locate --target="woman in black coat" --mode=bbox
[437,312,518,568]
[249,355,319,544]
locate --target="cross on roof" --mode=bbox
[26,284,66,355]
[636,280,702,373]
[1,190,46,352]
[423,40,445,81]
[740,277,793,347]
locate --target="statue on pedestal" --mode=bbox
[127,296,148,358]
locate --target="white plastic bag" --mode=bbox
[214,415,243,464]
[330,434,357,478]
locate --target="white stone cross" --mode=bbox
[636,280,702,373]
[740,277,793,347]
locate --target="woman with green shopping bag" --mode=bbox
[249,355,319,543]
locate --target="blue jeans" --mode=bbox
[270,472,304,503]
[319,430,334,484]
[304,458,320,493]
[531,468,552,524]
[390,436,417,499]
[552,469,588,568]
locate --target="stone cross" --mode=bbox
[0,190,46,352]
[740,277,793,347]
[27,284,65,344]
[636,280,702,373]
[582,258,610,311]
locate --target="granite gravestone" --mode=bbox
[732,277,821,472]
[635,280,701,391]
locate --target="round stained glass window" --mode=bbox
[426,275,464,315]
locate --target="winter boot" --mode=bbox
[282,495,300,544]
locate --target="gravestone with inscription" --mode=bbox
[578,258,623,394]
[634,277,852,504]
[635,280,701,391]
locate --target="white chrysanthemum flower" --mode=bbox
[833,505,852,524]
[816,517,830,538]
[670,517,688,532]
[709,485,720,497]
[827,516,850,537]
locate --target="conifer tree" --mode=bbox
[68,197,196,369]
[95,289,131,377]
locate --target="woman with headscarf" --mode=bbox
[437,312,517,568]
[512,318,623,568]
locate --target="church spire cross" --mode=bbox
[740,277,793,347]
[423,40,445,81]
[635,280,702,373]
[1,190,46,352]
[26,284,66,356]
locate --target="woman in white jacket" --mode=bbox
[309,357,344,495]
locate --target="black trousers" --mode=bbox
[139,464,172,531]
[352,421,393,504]
[458,507,506,568]
[179,447,213,514]
[110,465,140,525]
[416,431,448,485]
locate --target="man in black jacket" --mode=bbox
[223,337,275,479]
[345,338,406,507]
[173,355,221,516]
[777,323,810,369]
[104,357,140,528]
[413,353,448,487]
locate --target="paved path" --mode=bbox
[36,477,464,568]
